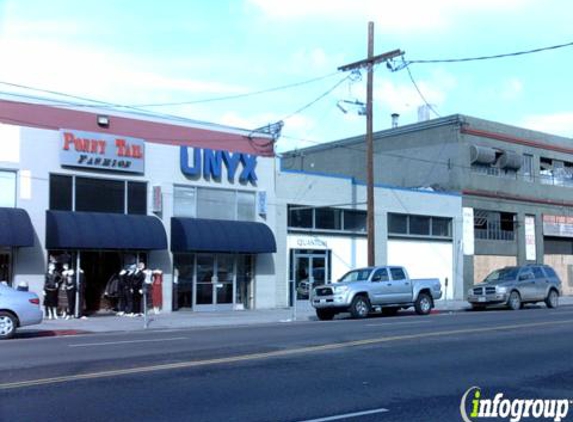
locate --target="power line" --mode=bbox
[280,75,350,122]
[404,66,441,118]
[406,40,573,64]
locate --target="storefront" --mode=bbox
[0,207,35,285]
[0,96,280,313]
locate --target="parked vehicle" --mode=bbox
[0,283,43,339]
[467,265,562,311]
[311,266,442,320]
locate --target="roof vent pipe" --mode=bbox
[391,113,400,128]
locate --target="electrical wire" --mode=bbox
[404,66,441,118]
[406,40,573,64]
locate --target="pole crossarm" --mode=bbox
[338,49,404,72]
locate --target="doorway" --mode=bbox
[0,249,12,285]
[195,253,234,311]
[80,251,123,312]
[291,249,330,302]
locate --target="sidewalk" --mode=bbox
[20,296,573,337]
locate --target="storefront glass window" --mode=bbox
[0,249,11,285]
[173,186,197,218]
[0,170,16,208]
[197,188,235,220]
[236,255,253,309]
[432,217,452,237]
[75,177,125,213]
[127,181,147,215]
[49,174,73,211]
[237,191,256,221]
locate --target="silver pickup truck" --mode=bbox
[311,266,442,320]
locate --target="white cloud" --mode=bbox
[500,78,523,101]
[247,0,531,32]
[522,113,573,137]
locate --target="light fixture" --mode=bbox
[97,115,110,128]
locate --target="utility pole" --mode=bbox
[338,22,403,267]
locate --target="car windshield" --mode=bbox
[338,269,373,283]
[483,267,519,283]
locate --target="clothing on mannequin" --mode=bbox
[132,263,146,316]
[152,270,163,314]
[62,267,76,319]
[58,264,70,318]
[143,268,153,314]
[43,263,61,320]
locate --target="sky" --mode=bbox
[1,0,573,153]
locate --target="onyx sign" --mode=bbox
[180,147,257,184]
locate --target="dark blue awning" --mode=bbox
[0,207,34,247]
[46,211,167,250]
[171,218,276,253]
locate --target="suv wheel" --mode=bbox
[350,296,370,319]
[0,311,17,340]
[545,289,559,309]
[507,291,521,311]
[414,293,433,315]
[316,309,336,321]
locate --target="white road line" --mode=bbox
[68,337,188,348]
[366,320,432,327]
[293,408,389,422]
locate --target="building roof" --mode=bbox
[0,93,275,157]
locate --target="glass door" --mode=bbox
[216,254,234,307]
[196,254,215,306]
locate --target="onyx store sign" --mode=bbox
[180,146,257,185]
[60,130,145,174]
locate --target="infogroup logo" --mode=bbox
[460,386,571,422]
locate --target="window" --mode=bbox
[287,205,367,233]
[197,188,235,220]
[474,209,515,241]
[543,266,558,278]
[540,156,573,187]
[315,208,342,230]
[76,177,124,213]
[388,214,408,234]
[0,171,16,208]
[432,217,451,237]
[343,210,366,232]
[173,186,196,218]
[409,216,430,236]
[523,154,533,182]
[372,268,389,282]
[288,206,313,228]
[388,213,452,239]
[49,174,147,214]
[390,267,406,280]
[49,174,72,211]
[127,182,147,215]
[532,267,544,278]
[237,191,256,221]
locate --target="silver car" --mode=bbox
[467,265,562,311]
[0,283,43,339]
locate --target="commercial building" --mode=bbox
[0,96,280,313]
[281,114,573,296]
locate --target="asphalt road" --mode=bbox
[2,305,573,422]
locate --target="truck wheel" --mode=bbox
[0,311,17,340]
[350,296,370,319]
[414,293,433,315]
[316,309,336,321]
[507,291,521,311]
[545,289,559,309]
[381,307,399,316]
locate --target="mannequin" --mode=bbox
[143,267,153,315]
[58,264,70,318]
[152,269,163,314]
[117,268,128,316]
[62,266,76,320]
[43,263,61,320]
[132,262,146,316]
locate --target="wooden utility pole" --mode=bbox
[338,22,403,267]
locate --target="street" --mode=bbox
[1,306,573,422]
